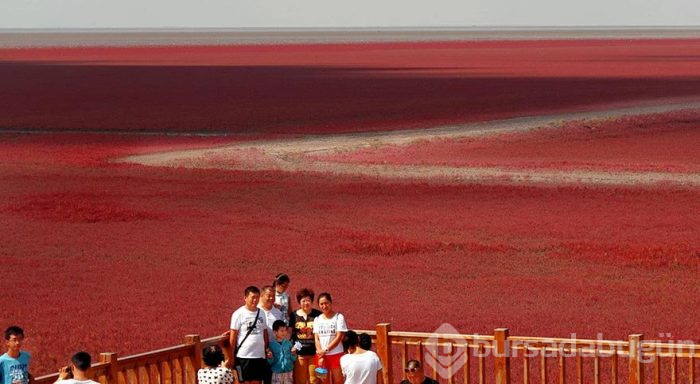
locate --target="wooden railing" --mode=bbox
[35,324,698,384]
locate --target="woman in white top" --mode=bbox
[313,292,348,384]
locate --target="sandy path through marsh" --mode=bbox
[122,100,700,187]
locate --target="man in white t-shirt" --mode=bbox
[259,286,285,339]
[340,331,383,384]
[53,352,99,384]
[230,286,271,384]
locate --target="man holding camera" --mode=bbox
[54,352,98,384]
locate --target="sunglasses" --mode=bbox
[405,367,419,373]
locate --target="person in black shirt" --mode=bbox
[289,288,323,384]
[399,360,438,384]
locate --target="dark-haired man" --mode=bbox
[358,334,372,352]
[54,352,98,384]
[230,286,271,384]
[1,326,32,384]
[399,360,438,384]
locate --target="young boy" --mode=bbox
[267,320,297,384]
[0,326,31,384]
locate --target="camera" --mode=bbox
[65,366,73,379]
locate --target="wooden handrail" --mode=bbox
[33,324,698,384]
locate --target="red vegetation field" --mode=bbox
[2,39,700,134]
[314,110,700,173]
[0,40,699,376]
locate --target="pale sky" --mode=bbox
[0,0,697,29]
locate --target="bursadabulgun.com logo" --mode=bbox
[424,323,468,379]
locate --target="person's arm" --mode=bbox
[290,342,298,362]
[221,331,233,368]
[314,332,322,354]
[267,342,275,365]
[53,366,71,384]
[228,329,238,368]
[376,357,384,384]
[325,331,345,353]
[314,333,325,366]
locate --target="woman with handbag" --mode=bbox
[313,293,347,384]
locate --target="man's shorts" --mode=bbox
[237,358,271,382]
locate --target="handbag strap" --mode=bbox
[236,309,261,353]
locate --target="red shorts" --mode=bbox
[315,352,344,369]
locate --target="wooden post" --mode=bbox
[185,334,203,378]
[494,328,511,384]
[629,334,644,384]
[376,323,393,384]
[99,353,119,384]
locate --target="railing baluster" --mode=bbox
[127,368,138,384]
[401,340,408,381]
[139,365,149,384]
[431,342,438,380]
[594,354,600,384]
[541,350,547,384]
[611,351,618,384]
[479,344,486,384]
[524,352,530,384]
[447,342,454,384]
[160,361,171,384]
[690,355,695,384]
[148,363,159,384]
[417,341,424,374]
[672,354,678,384]
[177,356,189,384]
[576,349,582,384]
[464,342,470,384]
[654,355,660,384]
[559,352,566,384]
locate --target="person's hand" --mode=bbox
[273,303,282,309]
[57,366,71,380]
[291,347,298,355]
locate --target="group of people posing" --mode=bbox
[210,274,383,384]
[2,274,436,384]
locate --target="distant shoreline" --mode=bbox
[1,27,700,47]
